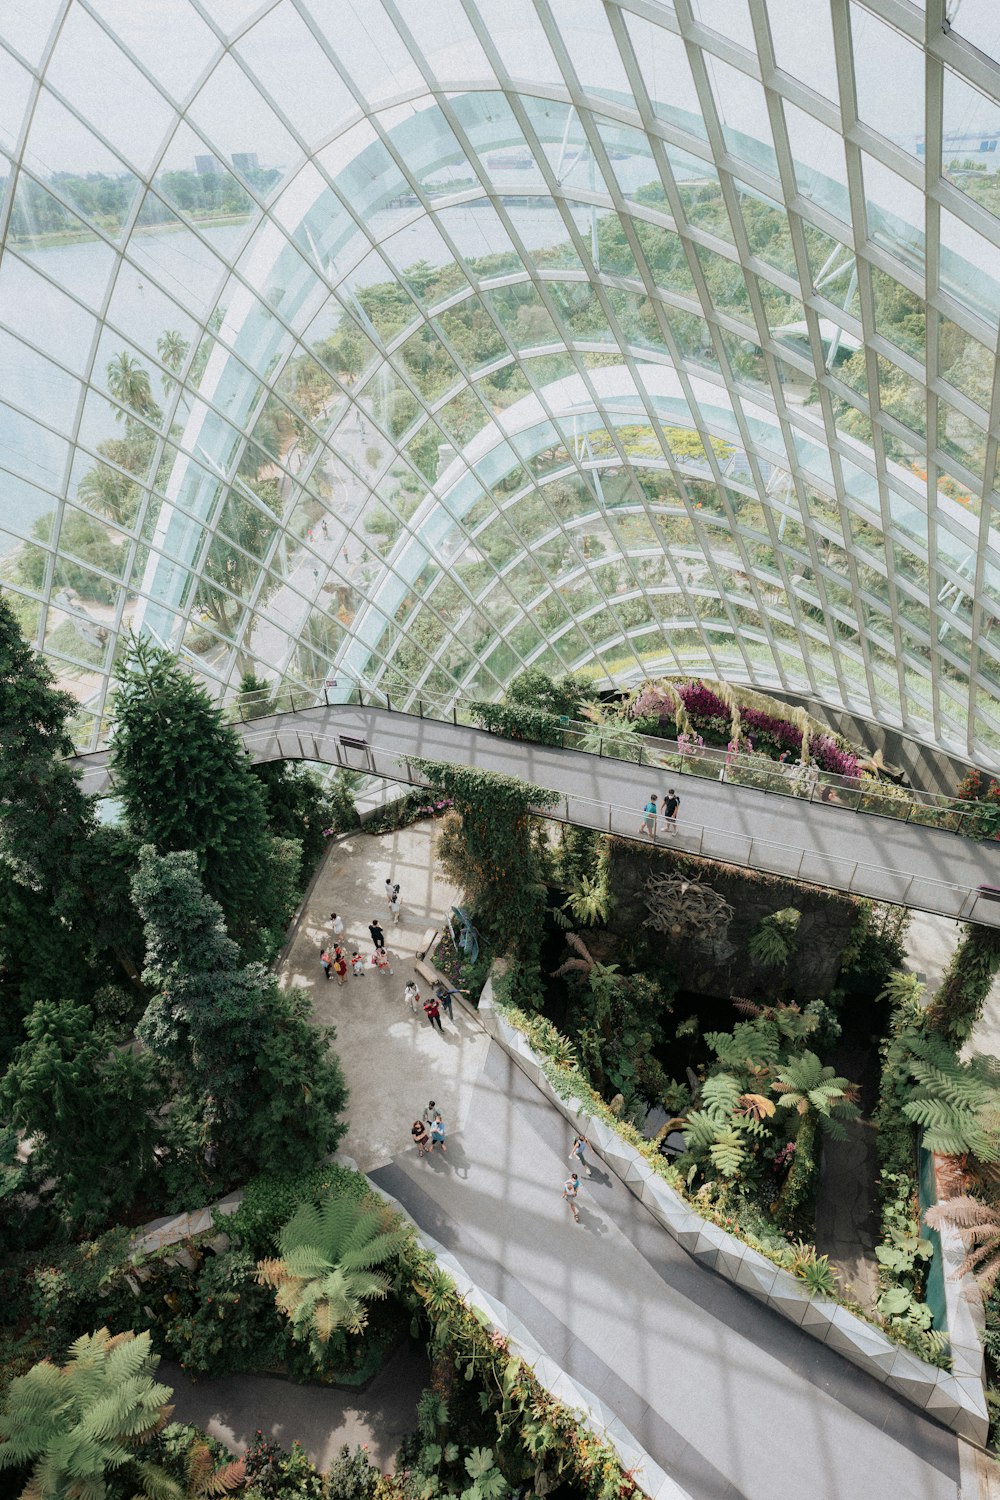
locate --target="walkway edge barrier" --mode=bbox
[363,1168,695,1500]
[477,978,990,1445]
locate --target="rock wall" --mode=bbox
[605,839,858,998]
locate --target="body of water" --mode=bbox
[0,189,645,558]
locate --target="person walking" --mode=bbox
[423,994,444,1033]
[662,788,681,835]
[411,1119,432,1157]
[332,948,348,986]
[369,918,385,949]
[434,980,464,1023]
[569,1135,592,1177]
[384,877,398,909]
[388,886,402,925]
[562,1173,582,1223]
[329,912,344,940]
[637,793,658,837]
[429,1113,447,1153]
[404,979,421,1013]
[422,1100,437,1126]
[320,949,333,981]
[373,944,393,975]
[350,950,365,978]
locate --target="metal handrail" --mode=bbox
[232,724,999,928]
[80,673,986,839]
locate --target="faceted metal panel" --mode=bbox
[2,3,1000,762]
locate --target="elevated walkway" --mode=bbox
[70,704,1000,926]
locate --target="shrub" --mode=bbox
[326,1443,380,1500]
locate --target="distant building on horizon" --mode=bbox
[194,153,222,175]
[232,151,260,173]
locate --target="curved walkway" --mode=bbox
[280,823,972,1500]
[73,705,1000,926]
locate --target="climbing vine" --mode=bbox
[410,760,557,959]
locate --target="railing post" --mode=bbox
[453,702,457,725]
[599,735,604,757]
[386,694,391,714]
[419,699,424,718]
[607,802,612,833]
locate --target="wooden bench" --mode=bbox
[417,926,439,960]
[413,957,441,989]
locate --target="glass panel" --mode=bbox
[851,5,924,157]
[942,68,1000,221]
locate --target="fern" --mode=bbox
[708,1128,747,1177]
[700,1072,742,1121]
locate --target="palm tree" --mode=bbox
[106,350,162,426]
[257,1190,411,1360]
[157,330,191,398]
[0,1327,179,1500]
[773,1051,860,1138]
[77,459,140,528]
[924,1194,1000,1294]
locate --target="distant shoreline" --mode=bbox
[10,212,253,253]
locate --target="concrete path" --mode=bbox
[273,824,968,1500]
[279,821,488,1171]
[159,1340,426,1471]
[372,1043,960,1500]
[69,706,1000,925]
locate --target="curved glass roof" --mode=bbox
[2,0,1000,762]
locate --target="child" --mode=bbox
[351,951,365,978]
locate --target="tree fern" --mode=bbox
[700,1073,742,1121]
[902,1033,1000,1165]
[258,1189,412,1363]
[773,1051,860,1137]
[924,1195,1000,1294]
[0,1329,179,1500]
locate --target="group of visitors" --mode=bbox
[403,975,465,1033]
[411,1099,448,1156]
[637,789,681,838]
[318,876,405,984]
[562,1135,592,1223]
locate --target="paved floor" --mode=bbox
[278,824,968,1500]
[159,1340,426,1470]
[279,822,488,1171]
[71,705,1000,926]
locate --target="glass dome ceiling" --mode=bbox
[2,0,1000,762]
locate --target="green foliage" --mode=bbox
[0,1328,179,1500]
[786,1242,840,1298]
[925,923,1000,1047]
[901,1031,1000,1163]
[244,1432,326,1499]
[0,592,144,1011]
[504,668,593,719]
[773,1051,861,1138]
[414,761,556,957]
[470,701,565,746]
[160,1248,283,1380]
[133,847,348,1179]
[1,1000,162,1231]
[111,638,291,959]
[325,1443,380,1500]
[222,1164,368,1260]
[14,510,122,603]
[747,908,800,969]
[258,1190,410,1363]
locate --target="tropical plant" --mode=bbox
[0,1328,178,1500]
[747,908,801,969]
[901,1032,1000,1163]
[787,1241,840,1298]
[642,870,734,941]
[157,330,190,394]
[258,1190,410,1361]
[562,872,613,927]
[924,1195,1000,1293]
[106,350,162,425]
[577,703,643,761]
[773,1051,861,1137]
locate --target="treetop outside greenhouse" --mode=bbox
[2,0,1000,765]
